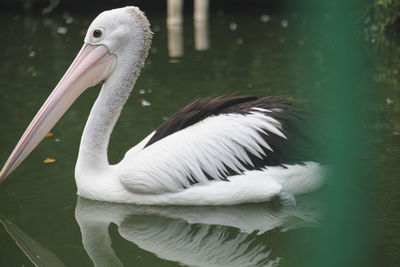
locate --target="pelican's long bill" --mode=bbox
[0,44,116,183]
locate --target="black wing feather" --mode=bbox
[144,92,257,147]
[144,93,322,179]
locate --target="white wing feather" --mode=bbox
[117,112,286,194]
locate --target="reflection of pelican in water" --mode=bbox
[75,197,320,267]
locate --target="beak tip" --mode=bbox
[0,167,10,184]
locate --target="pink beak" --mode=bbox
[0,44,116,182]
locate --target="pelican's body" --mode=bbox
[0,7,324,205]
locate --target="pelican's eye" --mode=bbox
[90,28,105,42]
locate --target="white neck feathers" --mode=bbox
[76,12,152,176]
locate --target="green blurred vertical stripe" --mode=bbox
[299,0,372,266]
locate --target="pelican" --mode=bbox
[0,6,324,205]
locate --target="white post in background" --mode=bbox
[167,0,184,58]
[194,0,210,51]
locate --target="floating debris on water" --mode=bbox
[57,26,68,35]
[229,22,237,31]
[45,132,54,137]
[29,51,36,57]
[65,17,74,24]
[260,14,270,23]
[136,98,151,107]
[141,100,151,107]
[41,0,60,15]
[386,98,394,105]
[54,138,61,142]
[27,66,37,77]
[43,158,56,164]
[169,58,180,63]
[63,13,74,24]
[139,89,146,94]
[281,20,288,28]
[236,38,244,45]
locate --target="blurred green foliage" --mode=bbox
[365,0,400,93]
[365,0,400,41]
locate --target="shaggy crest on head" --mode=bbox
[0,6,325,206]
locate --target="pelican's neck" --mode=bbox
[75,10,152,181]
[76,54,147,176]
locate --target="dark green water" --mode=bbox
[0,5,399,267]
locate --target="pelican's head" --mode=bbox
[0,7,152,182]
[85,7,151,61]
[84,6,152,84]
